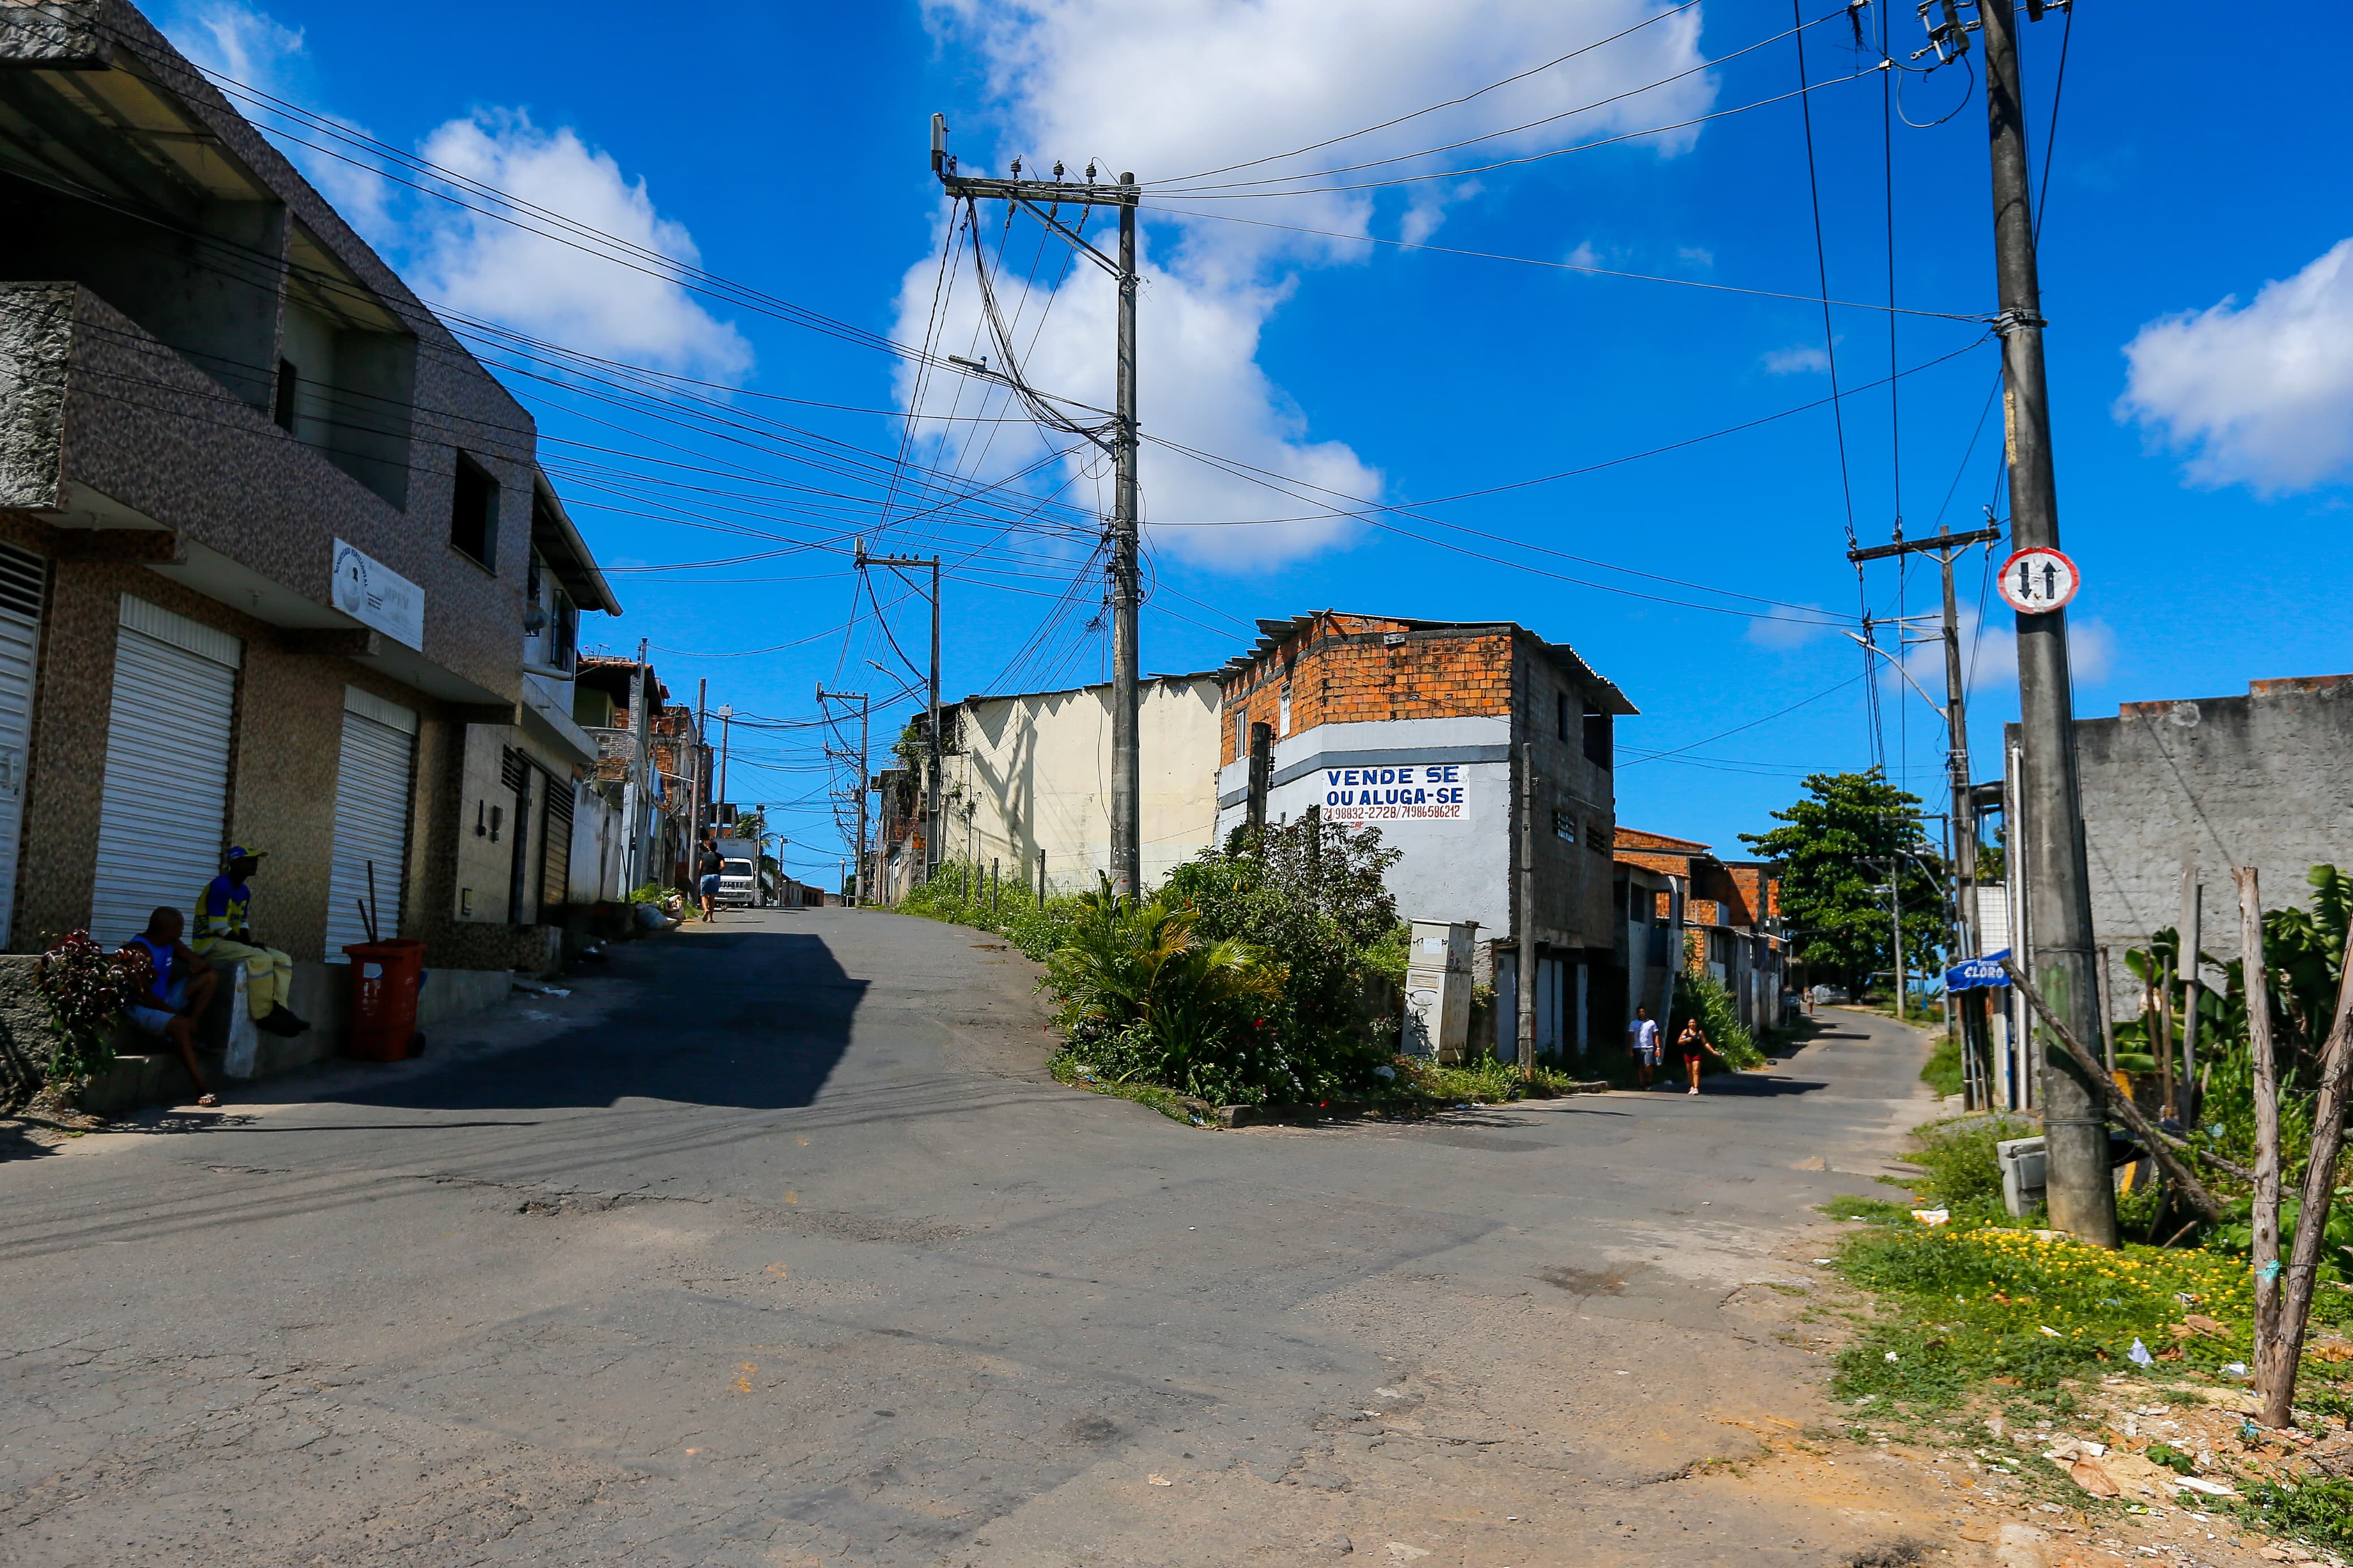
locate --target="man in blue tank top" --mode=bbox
[124,905,221,1107]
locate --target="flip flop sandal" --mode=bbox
[197,1094,219,1107]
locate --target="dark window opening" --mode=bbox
[451,453,498,569]
[1583,709,1611,768]
[273,358,298,431]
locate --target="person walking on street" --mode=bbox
[1679,1017,1724,1096]
[1627,1006,1661,1088]
[697,836,724,923]
[193,846,309,1037]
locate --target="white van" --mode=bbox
[714,841,760,908]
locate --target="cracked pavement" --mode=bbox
[0,912,1973,1565]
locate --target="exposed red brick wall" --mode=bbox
[1219,613,1514,764]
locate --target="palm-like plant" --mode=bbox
[1049,878,1283,1083]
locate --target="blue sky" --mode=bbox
[157,1,2353,882]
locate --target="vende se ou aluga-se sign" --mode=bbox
[1322,763,1469,824]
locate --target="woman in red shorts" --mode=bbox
[1678,1018,1723,1096]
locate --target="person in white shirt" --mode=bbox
[1627,1007,1661,1088]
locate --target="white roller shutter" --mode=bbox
[90,596,240,948]
[0,544,46,948]
[324,687,417,960]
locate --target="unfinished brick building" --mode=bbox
[1213,611,1635,1056]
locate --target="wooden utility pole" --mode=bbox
[2179,866,2203,1099]
[2243,867,2287,1410]
[1928,0,2116,1243]
[932,116,1142,894]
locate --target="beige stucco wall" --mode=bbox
[946,676,1222,895]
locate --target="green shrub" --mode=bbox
[1669,969,1762,1068]
[1896,1114,2038,1214]
[1047,880,1292,1104]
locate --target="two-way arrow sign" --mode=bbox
[1997,546,2081,614]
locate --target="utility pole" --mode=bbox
[692,678,708,862]
[818,684,870,906]
[1517,743,1537,1076]
[856,539,941,882]
[1919,0,2112,1242]
[1985,0,2111,1245]
[717,703,734,822]
[932,116,1143,895]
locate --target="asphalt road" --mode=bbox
[0,910,1943,1566]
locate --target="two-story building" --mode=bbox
[0,2,619,981]
[1612,827,1787,1035]
[1213,611,1636,1058]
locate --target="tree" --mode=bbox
[1740,769,1943,998]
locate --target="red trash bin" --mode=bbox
[343,939,426,1061]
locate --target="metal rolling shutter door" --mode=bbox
[324,690,417,958]
[540,772,574,911]
[0,544,46,949]
[89,598,240,948]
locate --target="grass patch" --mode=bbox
[1049,1052,1201,1125]
[1826,1214,2258,1414]
[2242,1476,2353,1550]
[1920,1034,1964,1098]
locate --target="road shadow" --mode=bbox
[325,930,869,1114]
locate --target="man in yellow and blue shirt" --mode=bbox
[194,845,310,1038]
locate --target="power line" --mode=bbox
[1142,66,1886,200]
[1148,0,1705,186]
[1153,7,1840,196]
[1143,206,1981,321]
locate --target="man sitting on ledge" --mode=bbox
[124,905,220,1107]
[193,845,311,1038]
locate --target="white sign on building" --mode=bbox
[1321,763,1471,824]
[333,538,424,650]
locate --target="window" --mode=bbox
[1236,709,1249,764]
[450,452,498,569]
[1557,692,1570,741]
[1553,809,1577,843]
[1278,684,1291,736]
[273,358,298,431]
[1583,708,1611,767]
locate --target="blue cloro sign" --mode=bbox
[1946,949,2011,991]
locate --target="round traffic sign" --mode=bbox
[1997,546,2080,614]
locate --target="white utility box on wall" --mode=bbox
[1402,918,1478,1061]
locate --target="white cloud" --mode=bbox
[1898,606,2115,699]
[1761,342,1831,375]
[413,113,752,378]
[158,1,398,238]
[1565,239,1605,270]
[1676,245,1714,268]
[1744,607,1830,650]
[2117,238,2353,495]
[911,0,1714,568]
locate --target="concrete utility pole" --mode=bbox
[818,684,869,905]
[692,679,708,861]
[1518,743,1537,1076]
[717,703,734,820]
[856,540,941,882]
[932,116,1143,894]
[1954,0,2117,1243]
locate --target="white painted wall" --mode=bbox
[949,676,1222,893]
[1213,714,1515,935]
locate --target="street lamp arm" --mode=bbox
[1841,630,1949,720]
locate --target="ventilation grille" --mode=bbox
[0,545,41,623]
